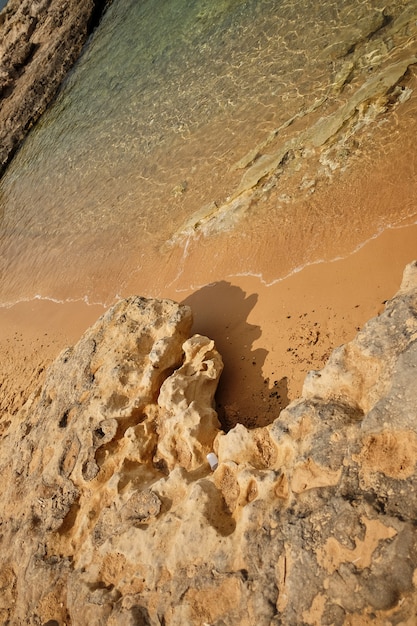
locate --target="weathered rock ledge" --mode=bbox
[0,0,110,175]
[1,264,417,624]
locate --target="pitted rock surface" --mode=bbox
[1,266,417,624]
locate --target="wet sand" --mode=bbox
[179,223,417,429]
[2,68,417,431]
[1,222,416,431]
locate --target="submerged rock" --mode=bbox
[1,265,417,624]
[0,0,110,174]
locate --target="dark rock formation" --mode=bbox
[0,0,110,175]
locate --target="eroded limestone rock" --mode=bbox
[2,266,417,624]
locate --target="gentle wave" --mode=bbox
[171,220,417,293]
[1,0,416,310]
[0,294,109,310]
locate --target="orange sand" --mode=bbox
[1,223,416,430]
[2,75,417,430]
[179,224,417,429]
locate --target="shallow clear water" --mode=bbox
[1,0,417,306]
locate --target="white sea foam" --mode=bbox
[1,0,416,314]
[0,294,108,310]
[172,221,417,294]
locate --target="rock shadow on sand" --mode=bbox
[182,281,289,430]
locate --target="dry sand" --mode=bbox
[179,223,417,430]
[1,222,416,431]
[0,300,104,426]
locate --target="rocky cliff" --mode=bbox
[1,264,417,625]
[0,0,109,174]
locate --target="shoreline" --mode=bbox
[2,222,416,430]
[177,222,417,429]
[1,2,417,619]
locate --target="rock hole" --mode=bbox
[239,569,249,581]
[58,410,69,428]
[0,420,11,435]
[129,605,152,625]
[87,580,115,592]
[93,412,147,470]
[30,513,41,529]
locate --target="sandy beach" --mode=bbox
[182,223,417,429]
[3,2,417,622]
[1,220,416,434]
[1,1,417,438]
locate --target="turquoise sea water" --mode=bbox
[1,0,417,307]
